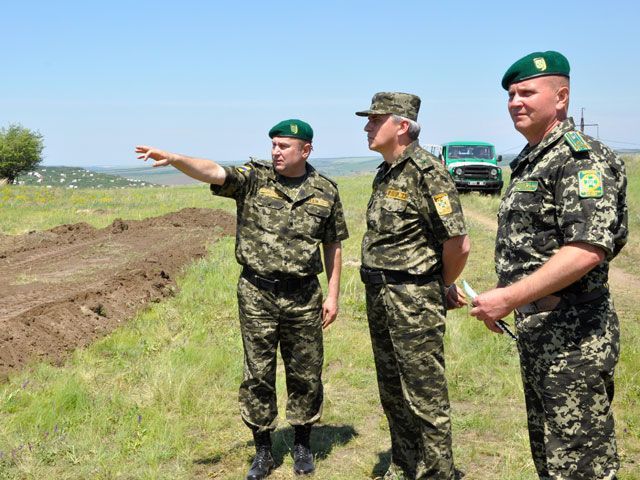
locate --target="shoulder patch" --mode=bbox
[249,158,272,169]
[412,152,438,172]
[513,181,538,192]
[433,193,453,216]
[578,170,603,198]
[564,131,591,152]
[315,171,338,188]
[235,165,252,174]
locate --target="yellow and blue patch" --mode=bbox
[578,170,603,198]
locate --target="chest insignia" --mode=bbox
[513,181,538,192]
[385,189,409,201]
[578,170,603,198]
[258,187,284,199]
[433,193,453,216]
[307,197,331,208]
[564,131,591,152]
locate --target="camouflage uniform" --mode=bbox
[361,141,466,480]
[212,159,349,432]
[496,118,627,479]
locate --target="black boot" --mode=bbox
[246,431,274,480]
[293,425,315,475]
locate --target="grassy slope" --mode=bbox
[0,159,638,479]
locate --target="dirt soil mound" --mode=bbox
[0,208,236,381]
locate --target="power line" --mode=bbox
[600,139,640,147]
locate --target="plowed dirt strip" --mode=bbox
[0,208,236,381]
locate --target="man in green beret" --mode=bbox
[136,118,349,479]
[356,92,470,479]
[471,51,627,479]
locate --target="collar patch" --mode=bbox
[564,131,591,152]
[513,181,538,192]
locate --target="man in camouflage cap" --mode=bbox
[136,118,349,480]
[356,92,470,479]
[471,51,627,479]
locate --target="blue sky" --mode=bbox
[2,0,639,167]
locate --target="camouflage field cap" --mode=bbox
[268,119,313,142]
[355,92,421,121]
[502,51,570,90]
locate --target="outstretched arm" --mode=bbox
[135,145,227,185]
[321,242,342,329]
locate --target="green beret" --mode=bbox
[501,51,570,90]
[355,92,421,121]
[268,119,313,142]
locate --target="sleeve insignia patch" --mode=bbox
[258,187,284,199]
[578,170,603,198]
[513,181,538,192]
[307,197,331,208]
[564,131,591,152]
[236,165,252,173]
[385,189,409,201]
[433,193,453,216]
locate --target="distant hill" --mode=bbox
[15,166,161,189]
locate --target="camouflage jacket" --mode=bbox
[361,141,467,275]
[211,160,349,277]
[496,118,628,294]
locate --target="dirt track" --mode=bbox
[0,208,236,381]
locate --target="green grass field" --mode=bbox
[0,157,638,479]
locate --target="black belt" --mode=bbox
[516,286,608,315]
[360,267,439,285]
[241,266,316,294]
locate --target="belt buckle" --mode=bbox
[257,276,279,292]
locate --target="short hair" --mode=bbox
[391,114,421,140]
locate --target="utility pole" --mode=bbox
[579,108,599,138]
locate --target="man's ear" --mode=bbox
[302,142,312,159]
[556,85,570,111]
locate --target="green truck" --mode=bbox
[440,141,503,194]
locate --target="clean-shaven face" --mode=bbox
[271,137,309,177]
[364,114,400,153]
[508,76,565,143]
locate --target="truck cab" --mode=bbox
[441,141,503,194]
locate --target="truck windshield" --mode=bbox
[448,146,495,160]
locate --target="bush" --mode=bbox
[0,124,45,184]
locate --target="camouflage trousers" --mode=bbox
[237,275,324,433]
[365,281,454,480]
[515,294,620,480]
